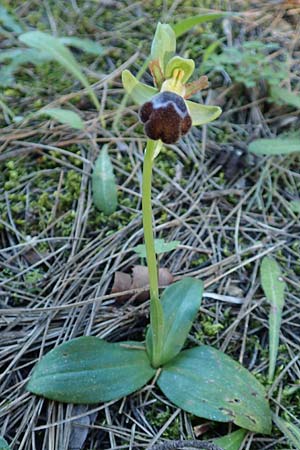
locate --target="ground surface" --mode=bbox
[0,1,300,449]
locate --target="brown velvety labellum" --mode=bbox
[139,91,192,144]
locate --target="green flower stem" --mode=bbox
[142,139,160,300]
[142,138,164,368]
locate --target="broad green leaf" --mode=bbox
[0,436,11,450]
[271,86,300,110]
[186,100,222,126]
[36,108,84,130]
[165,56,195,83]
[147,278,203,366]
[260,256,286,382]
[172,13,227,38]
[133,238,180,258]
[19,31,100,111]
[122,70,158,105]
[27,337,155,403]
[151,22,176,73]
[92,145,118,215]
[290,200,300,213]
[248,138,300,155]
[273,415,300,450]
[0,5,23,33]
[59,37,104,55]
[213,429,247,450]
[158,346,272,434]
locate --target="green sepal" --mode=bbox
[146,278,203,366]
[186,100,222,125]
[27,337,155,404]
[158,346,272,434]
[122,69,158,106]
[165,56,195,83]
[151,22,176,74]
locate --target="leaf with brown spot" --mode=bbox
[158,345,272,434]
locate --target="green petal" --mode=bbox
[122,69,158,106]
[165,56,195,83]
[186,100,222,126]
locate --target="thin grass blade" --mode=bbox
[273,415,300,450]
[19,31,100,110]
[172,13,228,38]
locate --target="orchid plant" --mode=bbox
[27,23,272,438]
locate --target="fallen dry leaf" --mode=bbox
[193,422,211,437]
[111,265,174,302]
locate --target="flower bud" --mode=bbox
[139,91,192,144]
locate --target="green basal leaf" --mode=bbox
[248,138,300,155]
[186,100,222,126]
[36,108,84,130]
[172,13,227,38]
[260,256,286,382]
[147,278,203,366]
[133,238,180,258]
[92,145,118,215]
[273,415,300,450]
[0,436,11,450]
[19,31,100,111]
[165,56,195,83]
[158,346,272,434]
[151,22,176,73]
[122,70,158,106]
[213,429,247,450]
[27,337,155,403]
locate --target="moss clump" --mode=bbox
[146,405,181,439]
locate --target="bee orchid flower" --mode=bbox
[122,22,221,144]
